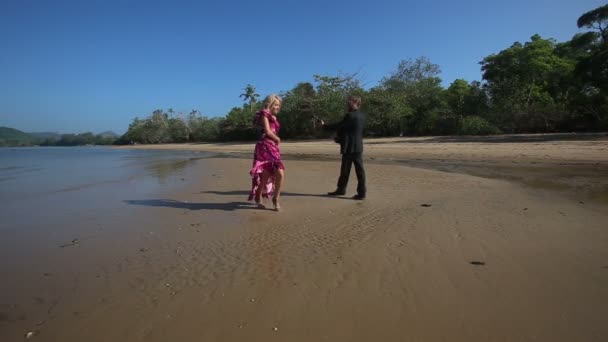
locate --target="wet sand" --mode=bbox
[2,134,608,341]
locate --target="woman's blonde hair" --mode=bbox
[263,94,282,109]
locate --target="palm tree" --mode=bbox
[239,84,260,111]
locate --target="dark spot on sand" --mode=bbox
[139,248,148,252]
[59,238,80,248]
[578,201,584,204]
[470,261,485,266]
[33,297,45,305]
[523,208,528,210]
[421,204,432,207]
[43,273,52,277]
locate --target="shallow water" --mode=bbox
[0,146,210,255]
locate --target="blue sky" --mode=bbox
[0,0,603,134]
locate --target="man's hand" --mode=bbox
[312,115,324,126]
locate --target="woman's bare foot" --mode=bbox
[255,195,265,209]
[272,197,281,211]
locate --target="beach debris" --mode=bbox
[420,204,432,207]
[59,238,80,248]
[249,298,256,302]
[139,248,148,252]
[25,331,35,339]
[469,261,486,266]
[273,327,279,332]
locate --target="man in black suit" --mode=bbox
[321,95,367,200]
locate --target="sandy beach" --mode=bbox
[2,134,608,341]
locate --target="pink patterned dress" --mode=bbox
[248,109,285,201]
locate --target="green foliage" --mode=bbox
[566,4,608,129]
[458,116,501,135]
[280,82,317,139]
[0,127,36,146]
[364,88,411,136]
[577,4,608,42]
[239,84,260,112]
[380,57,447,135]
[115,4,607,143]
[120,109,225,144]
[480,34,579,132]
[220,106,258,141]
[36,132,116,146]
[312,73,363,126]
[0,127,116,146]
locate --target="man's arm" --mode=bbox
[321,113,350,131]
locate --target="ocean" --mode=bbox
[0,146,207,234]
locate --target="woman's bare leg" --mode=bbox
[272,169,285,210]
[255,170,271,208]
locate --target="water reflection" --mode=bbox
[144,158,200,184]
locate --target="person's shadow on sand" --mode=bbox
[125,190,354,211]
[124,199,255,211]
[201,190,351,199]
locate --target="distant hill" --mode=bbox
[0,127,120,146]
[0,126,35,146]
[98,131,119,138]
[29,131,61,141]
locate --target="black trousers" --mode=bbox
[337,152,366,195]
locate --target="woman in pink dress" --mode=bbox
[248,94,285,211]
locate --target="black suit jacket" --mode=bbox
[325,111,366,154]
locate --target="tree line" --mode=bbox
[0,127,117,147]
[38,132,117,146]
[119,5,608,144]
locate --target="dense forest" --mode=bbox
[119,5,607,144]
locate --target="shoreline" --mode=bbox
[116,134,608,205]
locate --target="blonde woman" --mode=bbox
[248,94,285,211]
